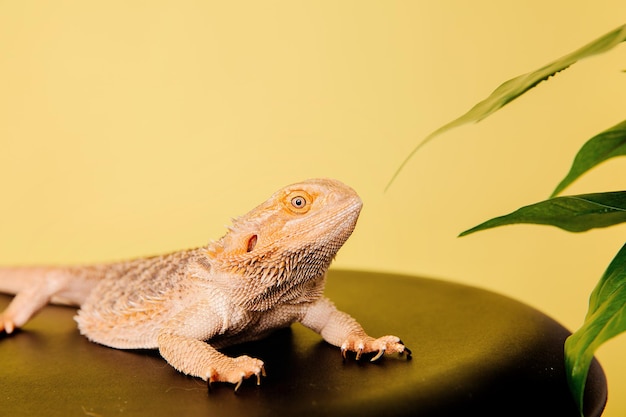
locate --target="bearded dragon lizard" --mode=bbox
[0,178,409,390]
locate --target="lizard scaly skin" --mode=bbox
[0,178,409,390]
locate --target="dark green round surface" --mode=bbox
[0,271,606,417]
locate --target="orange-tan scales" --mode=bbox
[0,179,409,390]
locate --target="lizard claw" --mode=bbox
[256,365,266,385]
[402,346,413,360]
[234,364,266,392]
[234,377,244,393]
[371,348,386,362]
[1,314,16,335]
[355,345,364,361]
[204,355,265,393]
[207,371,218,394]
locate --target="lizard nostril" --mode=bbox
[246,235,258,252]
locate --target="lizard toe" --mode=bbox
[1,314,15,334]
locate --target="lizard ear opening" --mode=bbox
[246,234,258,252]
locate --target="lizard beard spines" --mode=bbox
[210,245,332,311]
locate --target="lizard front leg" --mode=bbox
[300,297,410,361]
[156,301,265,390]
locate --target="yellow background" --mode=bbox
[1,1,625,414]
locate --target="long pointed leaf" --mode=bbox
[386,24,626,190]
[459,191,626,236]
[565,242,626,414]
[551,119,626,197]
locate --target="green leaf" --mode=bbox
[551,119,626,197]
[565,242,626,414]
[459,191,626,236]
[386,24,626,190]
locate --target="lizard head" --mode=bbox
[206,178,362,310]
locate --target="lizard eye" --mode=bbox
[286,191,312,214]
[291,196,306,209]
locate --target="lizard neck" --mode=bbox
[208,244,332,311]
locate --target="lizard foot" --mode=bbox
[340,335,411,362]
[206,355,266,393]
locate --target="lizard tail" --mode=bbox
[0,266,97,333]
[0,266,97,306]
[0,267,49,296]
[0,267,63,333]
